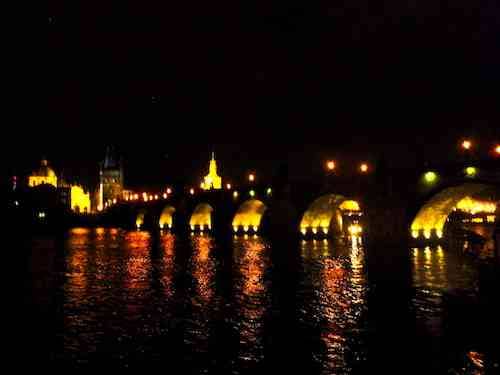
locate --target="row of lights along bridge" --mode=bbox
[112,139,499,207]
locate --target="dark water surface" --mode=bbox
[23,228,499,373]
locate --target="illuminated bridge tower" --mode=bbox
[201,152,222,190]
[99,146,123,207]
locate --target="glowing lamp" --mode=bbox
[190,225,195,231]
[163,193,167,199]
[167,188,172,194]
[411,230,419,239]
[243,225,249,232]
[465,166,477,177]
[248,173,255,182]
[424,171,438,184]
[462,140,472,150]
[495,145,500,155]
[159,223,164,229]
[266,187,272,195]
[423,229,431,239]
[249,190,255,197]
[189,188,195,195]
[312,228,318,235]
[233,191,239,198]
[226,183,232,190]
[301,228,307,236]
[233,226,238,233]
[326,160,335,171]
[154,195,158,200]
[252,225,258,232]
[360,163,369,173]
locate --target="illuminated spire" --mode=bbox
[202,151,222,190]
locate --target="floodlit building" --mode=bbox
[201,152,222,190]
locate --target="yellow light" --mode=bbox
[160,223,164,229]
[226,183,232,190]
[149,195,153,200]
[472,217,484,223]
[167,188,172,194]
[134,194,139,200]
[456,197,496,214]
[249,190,255,197]
[465,166,477,177]
[163,193,167,199]
[339,200,361,211]
[436,230,443,238]
[411,230,419,239]
[38,211,46,218]
[190,188,195,195]
[233,191,239,198]
[190,225,195,231]
[113,198,117,204]
[233,226,238,233]
[248,173,255,182]
[424,171,438,184]
[360,163,369,173]
[462,140,472,150]
[243,225,249,232]
[322,226,329,234]
[487,215,495,223]
[424,229,431,239]
[312,228,318,235]
[301,228,307,236]
[154,194,158,200]
[267,187,272,195]
[348,224,362,235]
[326,160,335,171]
[495,145,500,155]
[200,183,204,189]
[252,225,258,232]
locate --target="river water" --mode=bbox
[23,228,499,373]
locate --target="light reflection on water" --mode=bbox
[298,237,367,374]
[232,236,270,366]
[27,228,496,372]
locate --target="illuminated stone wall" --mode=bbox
[232,199,267,232]
[70,185,91,213]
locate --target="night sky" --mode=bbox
[11,0,500,189]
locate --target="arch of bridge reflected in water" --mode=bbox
[189,203,214,231]
[232,199,267,233]
[39,226,493,372]
[411,183,498,240]
[300,194,361,236]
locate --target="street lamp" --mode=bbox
[248,173,255,182]
[360,163,369,173]
[461,139,472,150]
[326,160,335,171]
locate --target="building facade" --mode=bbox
[99,146,124,208]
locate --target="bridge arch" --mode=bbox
[135,209,147,230]
[189,203,214,231]
[232,199,267,233]
[300,194,362,237]
[411,183,498,240]
[159,205,176,229]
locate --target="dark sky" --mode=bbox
[10,0,500,189]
